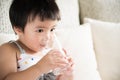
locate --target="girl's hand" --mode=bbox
[56,55,74,80]
[36,49,69,74]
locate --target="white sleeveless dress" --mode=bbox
[10,41,56,80]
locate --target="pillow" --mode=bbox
[55,23,101,80]
[84,18,120,80]
[0,33,17,45]
[56,0,80,28]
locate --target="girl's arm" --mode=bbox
[0,44,43,80]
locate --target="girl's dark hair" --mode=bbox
[9,0,60,31]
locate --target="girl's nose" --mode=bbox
[42,32,51,42]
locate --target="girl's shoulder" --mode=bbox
[0,41,20,56]
[1,41,16,49]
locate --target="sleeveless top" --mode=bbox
[10,41,56,80]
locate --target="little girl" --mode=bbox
[0,0,74,80]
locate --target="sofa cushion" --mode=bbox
[79,0,120,23]
[56,0,80,28]
[55,24,101,80]
[0,0,13,33]
[84,18,120,80]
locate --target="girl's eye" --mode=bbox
[37,29,43,32]
[51,28,55,32]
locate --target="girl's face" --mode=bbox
[16,17,58,53]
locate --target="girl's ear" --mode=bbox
[13,26,23,35]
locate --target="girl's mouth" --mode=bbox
[40,44,46,47]
[40,44,48,48]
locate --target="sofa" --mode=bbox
[0,0,120,80]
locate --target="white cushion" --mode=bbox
[84,18,120,80]
[0,33,17,45]
[56,0,80,28]
[55,23,101,80]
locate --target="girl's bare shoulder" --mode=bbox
[0,41,19,56]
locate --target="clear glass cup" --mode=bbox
[51,34,69,75]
